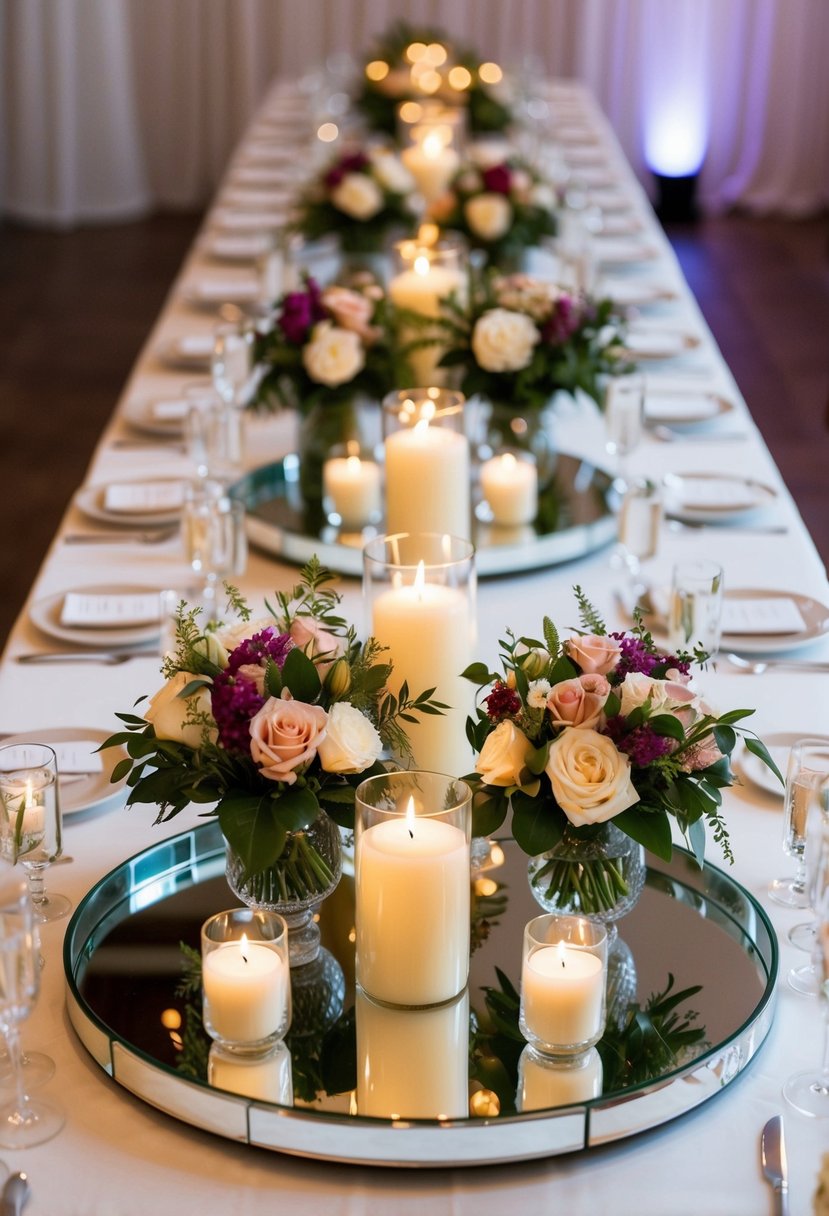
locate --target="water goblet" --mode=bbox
[614,476,662,592]
[788,777,829,995]
[211,317,257,410]
[604,373,646,489]
[769,739,829,909]
[182,480,247,615]
[667,559,724,659]
[186,390,245,484]
[0,862,64,1147]
[783,828,829,1117]
[0,745,70,923]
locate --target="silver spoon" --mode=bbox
[1,1171,31,1215]
[726,652,829,674]
[667,519,788,535]
[650,425,746,443]
[63,525,179,545]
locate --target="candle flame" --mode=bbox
[414,254,431,277]
[240,933,249,964]
[422,132,442,160]
[346,455,361,475]
[413,561,426,598]
[501,452,517,470]
[557,940,567,969]
[405,795,416,839]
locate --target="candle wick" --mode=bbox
[561,958,565,969]
[408,828,414,839]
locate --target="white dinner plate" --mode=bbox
[203,232,273,262]
[662,472,777,522]
[735,731,820,800]
[74,479,185,527]
[180,277,261,310]
[211,208,288,233]
[0,728,129,817]
[221,187,297,210]
[230,165,305,189]
[625,328,701,361]
[599,214,645,237]
[719,590,829,654]
[594,237,661,266]
[30,584,163,649]
[601,278,679,308]
[644,389,734,427]
[155,334,215,371]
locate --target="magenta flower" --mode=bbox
[603,716,673,767]
[278,279,328,345]
[482,163,512,195]
[541,296,580,345]
[324,151,371,189]
[484,681,522,720]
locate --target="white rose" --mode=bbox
[527,679,552,709]
[145,671,217,749]
[619,673,699,722]
[370,150,415,195]
[302,320,365,387]
[214,616,274,655]
[477,719,533,787]
[471,308,540,372]
[464,192,513,242]
[318,702,382,774]
[529,182,555,210]
[330,172,384,220]
[545,728,639,827]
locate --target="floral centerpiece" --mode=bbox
[462,588,780,919]
[430,158,557,267]
[293,146,419,254]
[435,271,627,411]
[105,562,443,948]
[354,22,513,138]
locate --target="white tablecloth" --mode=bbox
[1,80,827,1215]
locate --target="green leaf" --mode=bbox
[280,647,322,703]
[526,741,550,776]
[461,662,498,685]
[177,678,211,700]
[549,655,579,684]
[688,817,706,868]
[110,757,134,784]
[649,713,686,742]
[471,790,508,838]
[217,795,287,875]
[269,785,320,832]
[612,807,673,860]
[511,792,562,856]
[712,725,737,756]
[264,658,283,698]
[744,736,784,785]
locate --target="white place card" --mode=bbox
[222,189,295,210]
[645,393,719,421]
[0,743,103,775]
[626,331,687,358]
[232,166,299,187]
[668,478,757,509]
[61,591,161,628]
[104,482,184,513]
[722,598,808,635]
[213,210,287,232]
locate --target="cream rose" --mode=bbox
[214,616,274,655]
[318,702,382,773]
[249,694,328,784]
[321,286,377,341]
[330,171,384,220]
[565,634,621,676]
[477,719,534,787]
[289,616,345,675]
[545,728,639,827]
[464,193,513,242]
[302,320,365,387]
[547,674,609,730]
[370,150,415,195]
[618,673,699,724]
[471,308,540,373]
[145,671,217,749]
[529,182,555,210]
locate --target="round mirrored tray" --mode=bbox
[231,451,619,578]
[64,822,777,1168]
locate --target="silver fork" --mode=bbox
[63,526,179,545]
[16,651,153,665]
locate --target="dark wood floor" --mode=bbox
[0,209,827,647]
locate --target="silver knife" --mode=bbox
[761,1115,789,1216]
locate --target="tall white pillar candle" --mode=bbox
[389,244,467,386]
[480,453,538,525]
[384,422,471,540]
[323,455,382,529]
[401,134,460,203]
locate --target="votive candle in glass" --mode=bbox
[201,909,291,1052]
[355,770,471,1007]
[383,388,470,540]
[479,451,538,525]
[388,236,468,386]
[363,531,476,776]
[322,441,382,531]
[519,914,608,1056]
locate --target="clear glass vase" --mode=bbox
[224,811,343,968]
[527,820,646,944]
[297,395,381,521]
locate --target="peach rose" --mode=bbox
[145,671,217,749]
[545,728,639,827]
[321,286,380,344]
[477,719,534,787]
[249,693,328,784]
[547,674,610,730]
[289,617,345,675]
[565,634,621,676]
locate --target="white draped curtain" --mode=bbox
[1,0,827,226]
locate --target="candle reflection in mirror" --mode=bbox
[517,1045,602,1112]
[208,1040,293,1105]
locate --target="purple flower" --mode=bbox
[227,627,294,673]
[482,163,512,195]
[324,152,371,189]
[609,633,690,683]
[541,295,580,345]
[484,682,522,720]
[603,716,673,767]
[211,674,266,753]
[277,279,327,345]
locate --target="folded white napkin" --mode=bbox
[60,592,161,629]
[722,597,807,635]
[103,482,184,513]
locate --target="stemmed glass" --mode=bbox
[783,807,829,1116]
[604,372,646,490]
[0,861,64,1146]
[789,776,829,996]
[614,476,662,599]
[769,738,829,909]
[182,480,247,615]
[0,744,70,922]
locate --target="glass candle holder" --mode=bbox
[201,909,291,1053]
[355,771,471,1009]
[363,531,476,776]
[382,388,470,539]
[667,559,724,657]
[0,743,69,922]
[388,236,468,386]
[616,476,662,584]
[322,441,383,532]
[208,1039,293,1104]
[355,986,469,1118]
[398,101,464,204]
[519,914,608,1056]
[517,1044,603,1111]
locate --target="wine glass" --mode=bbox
[0,861,64,1147]
[614,476,662,596]
[211,316,257,410]
[0,744,70,922]
[182,480,247,615]
[783,813,829,1116]
[604,373,645,489]
[788,778,829,996]
[769,738,829,909]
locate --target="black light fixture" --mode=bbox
[652,171,701,224]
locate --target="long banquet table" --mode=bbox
[2,77,828,1216]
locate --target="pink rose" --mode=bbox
[565,634,621,676]
[547,673,610,730]
[680,734,723,772]
[289,617,345,675]
[321,286,380,344]
[249,693,328,784]
[236,662,266,697]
